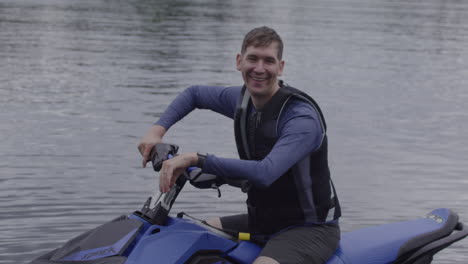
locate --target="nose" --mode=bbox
[253,60,266,73]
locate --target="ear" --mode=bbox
[236,53,242,71]
[278,60,285,76]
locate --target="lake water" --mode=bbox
[1,0,467,263]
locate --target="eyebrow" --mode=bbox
[246,54,277,61]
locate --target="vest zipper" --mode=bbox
[255,112,262,128]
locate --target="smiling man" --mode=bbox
[138,26,341,264]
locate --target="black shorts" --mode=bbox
[220,214,340,264]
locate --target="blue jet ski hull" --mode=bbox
[30,143,467,263]
[31,208,467,264]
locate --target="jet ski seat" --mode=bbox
[331,208,463,264]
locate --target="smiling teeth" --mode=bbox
[251,76,266,81]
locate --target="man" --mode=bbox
[138,26,341,264]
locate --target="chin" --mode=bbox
[248,89,271,100]
[246,84,265,94]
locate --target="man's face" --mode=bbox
[236,42,285,100]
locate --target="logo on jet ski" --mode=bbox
[426,214,444,223]
[83,247,117,260]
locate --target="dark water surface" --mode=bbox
[1,0,467,263]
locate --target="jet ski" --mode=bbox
[30,143,467,264]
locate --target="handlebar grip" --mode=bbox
[151,143,179,171]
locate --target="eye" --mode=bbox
[246,56,257,62]
[265,58,276,64]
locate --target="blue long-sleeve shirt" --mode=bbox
[155,85,324,188]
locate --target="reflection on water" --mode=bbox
[1,0,467,263]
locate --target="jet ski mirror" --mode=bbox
[186,169,224,197]
[186,164,252,194]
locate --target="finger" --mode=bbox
[137,143,143,155]
[162,173,168,193]
[137,144,145,167]
[159,179,164,193]
[159,170,166,192]
[161,177,167,193]
[165,170,172,192]
[169,170,179,186]
[158,163,164,191]
[141,144,153,168]
[165,167,175,190]
[161,162,171,192]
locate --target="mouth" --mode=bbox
[248,74,270,82]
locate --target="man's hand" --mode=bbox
[159,152,198,193]
[138,125,167,168]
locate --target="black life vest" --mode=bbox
[234,83,341,235]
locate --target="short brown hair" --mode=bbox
[241,26,284,60]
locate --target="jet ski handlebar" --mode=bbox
[151,143,251,192]
[136,143,252,225]
[136,143,227,224]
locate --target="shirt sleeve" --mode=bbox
[155,85,241,130]
[203,99,324,188]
